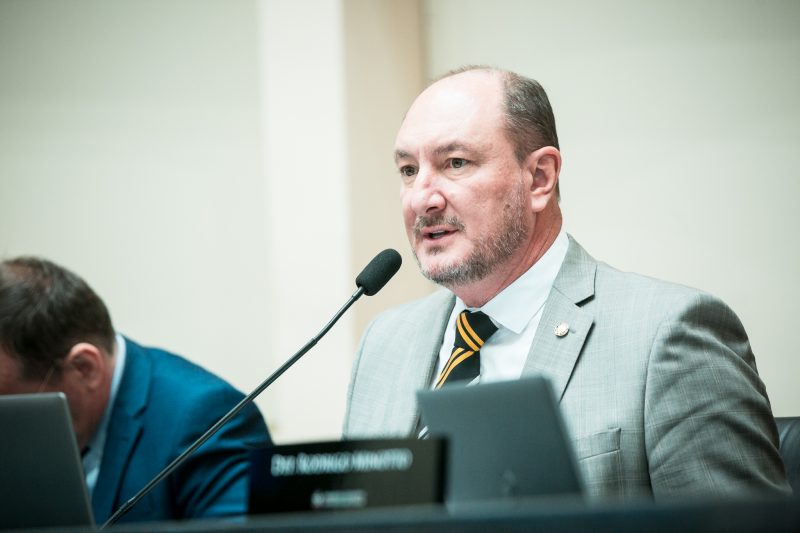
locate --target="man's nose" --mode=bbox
[409,169,446,216]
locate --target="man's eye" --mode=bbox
[449,158,468,169]
[399,166,417,177]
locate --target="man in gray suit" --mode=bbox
[344,66,790,500]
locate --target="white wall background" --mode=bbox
[424,0,800,414]
[0,0,424,443]
[0,0,796,448]
[0,0,360,442]
[0,1,271,395]
[255,0,355,441]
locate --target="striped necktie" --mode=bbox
[417,309,499,439]
[435,310,498,389]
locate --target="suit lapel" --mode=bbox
[522,236,596,400]
[92,338,150,523]
[399,290,454,434]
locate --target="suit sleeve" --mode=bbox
[171,384,271,518]
[342,317,377,439]
[643,293,790,497]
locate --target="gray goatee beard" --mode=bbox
[412,186,528,287]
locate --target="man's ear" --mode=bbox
[63,343,106,390]
[525,146,561,212]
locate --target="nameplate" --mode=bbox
[248,438,445,514]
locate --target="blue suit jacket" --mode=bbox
[92,338,271,524]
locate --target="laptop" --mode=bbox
[0,392,95,530]
[417,375,584,506]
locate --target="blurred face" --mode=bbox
[0,347,50,395]
[394,72,532,288]
[0,345,109,450]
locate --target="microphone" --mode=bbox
[101,249,402,528]
[356,248,402,296]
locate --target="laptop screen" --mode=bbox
[417,375,584,506]
[0,392,95,530]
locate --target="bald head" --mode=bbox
[396,69,509,168]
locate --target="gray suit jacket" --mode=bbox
[344,236,790,500]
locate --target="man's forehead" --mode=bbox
[394,71,505,158]
[409,71,502,118]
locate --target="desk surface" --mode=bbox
[38,495,800,533]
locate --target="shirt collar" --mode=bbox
[457,229,569,334]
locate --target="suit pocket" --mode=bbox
[572,428,623,498]
[572,427,621,460]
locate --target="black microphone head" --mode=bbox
[356,249,402,296]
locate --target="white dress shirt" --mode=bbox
[432,230,569,386]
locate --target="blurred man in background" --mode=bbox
[0,256,270,523]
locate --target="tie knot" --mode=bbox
[454,310,497,351]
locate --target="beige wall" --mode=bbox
[343,0,434,337]
[0,0,297,432]
[423,0,800,414]
[0,0,430,443]
[254,0,356,442]
[0,0,796,450]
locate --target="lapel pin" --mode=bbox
[554,322,569,337]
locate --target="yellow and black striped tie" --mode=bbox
[435,310,498,389]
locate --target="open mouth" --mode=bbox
[424,228,455,240]
[414,216,464,243]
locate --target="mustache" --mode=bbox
[413,214,465,237]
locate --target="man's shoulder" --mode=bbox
[369,289,454,327]
[561,238,744,336]
[594,259,722,309]
[596,260,702,294]
[566,236,720,305]
[122,337,244,400]
[568,254,750,351]
[119,337,267,440]
[354,289,454,352]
